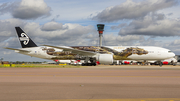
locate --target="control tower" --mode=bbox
[97,24,105,47]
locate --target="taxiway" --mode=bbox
[0,65,180,101]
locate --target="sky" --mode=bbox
[1,0,180,62]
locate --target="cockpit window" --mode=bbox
[168,51,172,53]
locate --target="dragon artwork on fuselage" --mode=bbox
[41,46,148,60]
[101,47,148,60]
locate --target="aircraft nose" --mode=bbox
[168,52,175,58]
[172,52,175,57]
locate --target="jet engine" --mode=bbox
[98,54,113,64]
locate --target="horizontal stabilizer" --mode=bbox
[4,47,30,53]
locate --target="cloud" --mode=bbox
[92,0,177,22]
[0,18,97,49]
[0,18,145,48]
[0,0,51,19]
[13,0,51,19]
[0,41,9,48]
[137,37,163,46]
[0,2,12,15]
[41,21,68,31]
[161,39,180,55]
[119,13,180,36]
[3,51,11,55]
[172,39,180,45]
[0,18,26,44]
[101,34,144,46]
[15,22,96,46]
[111,23,127,30]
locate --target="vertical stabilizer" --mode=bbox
[15,27,37,48]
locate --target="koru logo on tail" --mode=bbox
[19,33,29,45]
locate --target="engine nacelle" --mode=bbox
[98,54,113,64]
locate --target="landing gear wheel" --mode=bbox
[173,63,176,66]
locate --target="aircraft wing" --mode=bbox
[43,45,97,56]
[4,47,30,53]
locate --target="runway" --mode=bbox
[0,65,180,101]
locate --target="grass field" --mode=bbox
[0,64,84,68]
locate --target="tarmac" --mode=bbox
[0,65,180,101]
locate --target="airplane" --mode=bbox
[4,27,175,66]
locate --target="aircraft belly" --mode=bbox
[128,54,156,60]
[128,53,168,60]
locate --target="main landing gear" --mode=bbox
[81,57,96,66]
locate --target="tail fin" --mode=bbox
[15,27,37,48]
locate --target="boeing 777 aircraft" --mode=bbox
[5,27,175,66]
